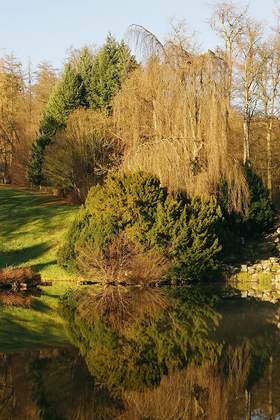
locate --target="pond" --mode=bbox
[1,285,280,420]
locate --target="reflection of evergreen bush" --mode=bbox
[59,287,220,392]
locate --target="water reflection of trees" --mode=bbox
[60,286,221,392]
[59,286,280,419]
[0,348,122,420]
[122,341,280,420]
[122,345,250,420]
[1,288,280,419]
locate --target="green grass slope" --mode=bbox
[0,187,80,351]
[0,186,78,280]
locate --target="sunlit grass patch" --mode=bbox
[0,186,83,351]
[0,186,79,280]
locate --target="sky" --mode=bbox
[0,0,278,70]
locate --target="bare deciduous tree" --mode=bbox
[236,19,265,164]
[258,30,280,197]
[210,1,248,105]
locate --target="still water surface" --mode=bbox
[1,286,280,420]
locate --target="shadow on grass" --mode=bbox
[31,298,52,313]
[0,188,76,241]
[0,243,51,269]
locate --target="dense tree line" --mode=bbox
[1,1,279,278]
[1,3,280,204]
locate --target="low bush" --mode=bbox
[58,171,224,281]
[0,266,41,289]
[0,292,33,307]
[77,232,170,285]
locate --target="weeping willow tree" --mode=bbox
[114,25,249,212]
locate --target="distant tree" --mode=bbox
[210,1,247,106]
[74,47,95,107]
[258,32,280,198]
[32,62,57,120]
[0,55,24,182]
[42,63,85,133]
[237,19,265,165]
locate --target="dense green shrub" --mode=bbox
[216,173,273,263]
[216,166,274,258]
[242,165,274,234]
[58,171,224,281]
[57,207,89,269]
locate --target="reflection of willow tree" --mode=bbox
[0,349,122,420]
[121,343,250,420]
[59,286,222,392]
[121,333,279,420]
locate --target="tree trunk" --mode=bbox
[243,119,250,165]
[268,355,273,418]
[245,389,251,420]
[266,119,273,199]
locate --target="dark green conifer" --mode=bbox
[28,64,86,185]
[88,34,137,113]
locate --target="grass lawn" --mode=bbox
[0,186,78,280]
[0,186,80,352]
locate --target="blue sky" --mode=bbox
[0,0,278,69]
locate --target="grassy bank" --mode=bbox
[0,186,80,352]
[0,186,78,280]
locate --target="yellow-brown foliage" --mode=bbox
[44,108,121,201]
[121,343,251,420]
[114,55,249,212]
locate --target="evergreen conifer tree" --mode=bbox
[88,34,137,113]
[28,64,85,185]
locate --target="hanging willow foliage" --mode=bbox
[113,26,249,212]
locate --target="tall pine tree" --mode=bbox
[88,34,137,113]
